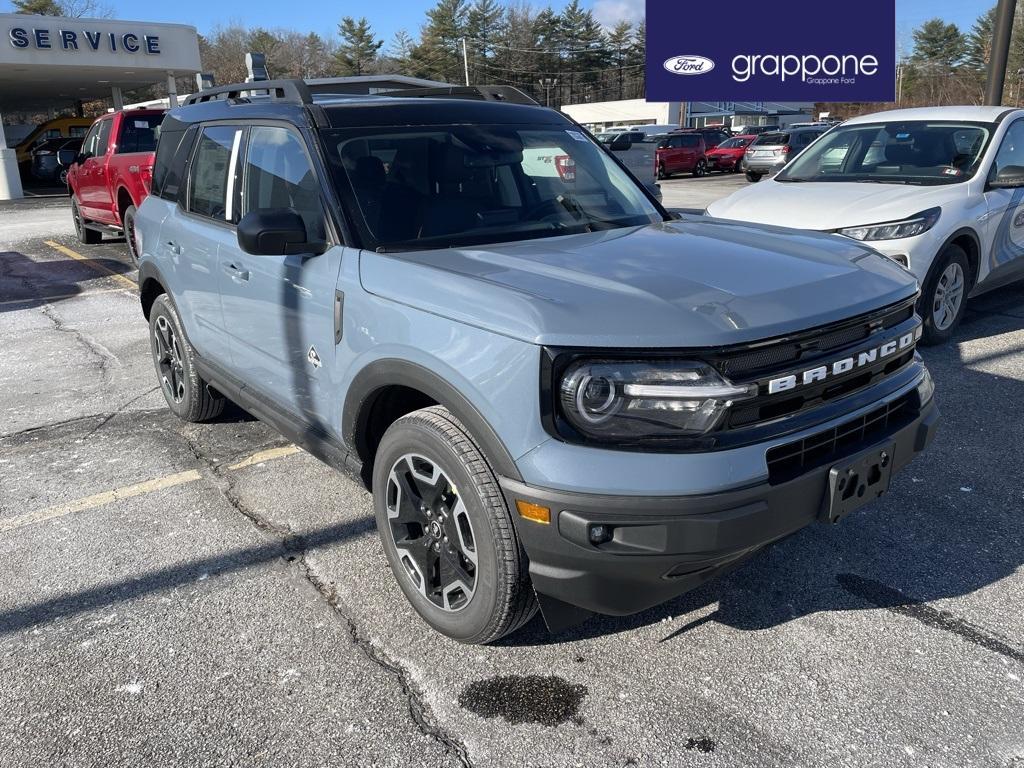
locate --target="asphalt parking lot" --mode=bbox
[1,175,1023,768]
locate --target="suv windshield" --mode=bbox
[777,121,992,185]
[325,124,662,251]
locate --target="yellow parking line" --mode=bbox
[227,445,301,471]
[0,444,303,535]
[0,469,201,534]
[0,288,128,307]
[43,240,137,291]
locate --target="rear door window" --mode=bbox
[187,125,243,222]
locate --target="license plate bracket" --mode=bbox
[820,441,896,524]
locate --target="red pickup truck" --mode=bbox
[67,109,165,265]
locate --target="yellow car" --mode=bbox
[15,117,94,166]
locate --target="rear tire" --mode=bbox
[918,244,970,346]
[373,406,537,644]
[657,162,669,180]
[123,204,140,266]
[72,198,101,245]
[745,171,762,182]
[148,294,225,422]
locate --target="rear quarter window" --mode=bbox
[153,122,197,202]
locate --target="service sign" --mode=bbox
[645,0,896,102]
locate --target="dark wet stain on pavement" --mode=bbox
[684,737,716,753]
[458,675,587,726]
[837,573,1024,664]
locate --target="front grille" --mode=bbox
[705,299,920,432]
[716,302,914,379]
[765,391,917,484]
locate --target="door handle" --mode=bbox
[166,241,181,255]
[223,263,250,281]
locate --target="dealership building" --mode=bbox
[0,13,201,200]
[561,98,816,132]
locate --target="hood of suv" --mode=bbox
[359,218,918,348]
[707,179,959,232]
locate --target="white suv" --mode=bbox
[708,106,1024,344]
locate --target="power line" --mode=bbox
[464,36,639,55]
[474,60,644,76]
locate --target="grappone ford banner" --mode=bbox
[645,0,896,102]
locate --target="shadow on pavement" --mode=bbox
[0,516,376,636]
[0,249,133,312]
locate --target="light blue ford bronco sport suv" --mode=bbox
[135,79,939,643]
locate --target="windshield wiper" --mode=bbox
[853,178,912,185]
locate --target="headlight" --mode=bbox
[558,359,756,442]
[838,207,940,241]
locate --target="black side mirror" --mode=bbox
[609,135,632,151]
[237,208,327,256]
[989,165,1024,189]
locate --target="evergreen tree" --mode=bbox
[911,19,967,67]
[11,0,64,14]
[965,6,996,69]
[335,17,383,76]
[606,20,633,101]
[409,0,468,83]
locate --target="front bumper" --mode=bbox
[501,389,938,619]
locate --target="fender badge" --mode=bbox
[307,346,322,368]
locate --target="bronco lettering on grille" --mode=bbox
[767,326,922,395]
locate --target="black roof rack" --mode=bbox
[183,79,539,108]
[183,79,312,106]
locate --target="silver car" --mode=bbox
[742,127,827,182]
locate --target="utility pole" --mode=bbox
[461,38,470,86]
[985,0,1018,105]
[539,78,558,107]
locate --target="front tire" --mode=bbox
[373,406,537,644]
[148,294,225,422]
[657,162,669,180]
[692,158,707,177]
[918,244,970,345]
[72,198,101,245]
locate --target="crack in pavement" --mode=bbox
[39,303,120,383]
[181,429,474,768]
[0,405,165,442]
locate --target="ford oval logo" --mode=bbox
[663,55,715,76]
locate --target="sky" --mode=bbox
[0,0,993,52]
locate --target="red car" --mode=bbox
[655,133,707,178]
[67,108,165,265]
[674,126,732,152]
[705,135,756,173]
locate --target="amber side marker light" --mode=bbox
[515,500,551,524]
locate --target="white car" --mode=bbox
[707,106,1024,344]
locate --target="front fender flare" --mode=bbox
[342,358,523,482]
